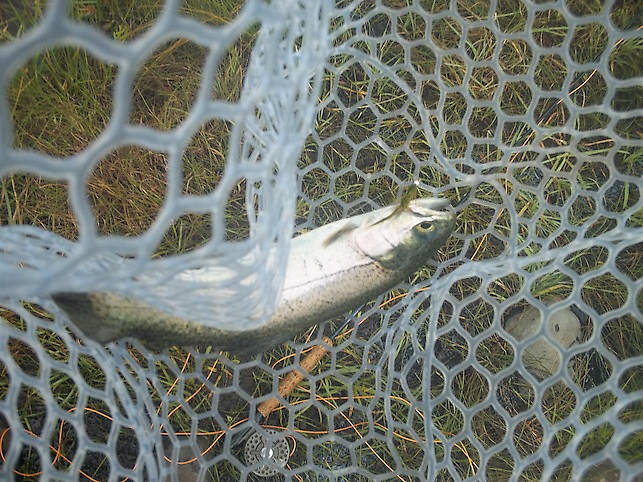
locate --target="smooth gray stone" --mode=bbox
[504,305,581,379]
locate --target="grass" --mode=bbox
[1,0,642,480]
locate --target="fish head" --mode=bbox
[355,197,456,270]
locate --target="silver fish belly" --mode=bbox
[53,197,455,353]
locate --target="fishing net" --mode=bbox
[0,0,641,480]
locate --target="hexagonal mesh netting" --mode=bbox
[0,0,641,480]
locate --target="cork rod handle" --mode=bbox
[258,336,332,418]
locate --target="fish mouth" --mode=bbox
[444,212,457,232]
[408,197,456,232]
[410,197,450,211]
[433,208,456,231]
[408,198,456,233]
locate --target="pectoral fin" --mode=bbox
[322,223,357,247]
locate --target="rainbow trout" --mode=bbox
[53,196,455,353]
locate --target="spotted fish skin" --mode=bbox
[53,197,455,353]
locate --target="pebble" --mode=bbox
[503,305,581,379]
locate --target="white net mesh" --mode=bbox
[0,0,641,480]
[0,0,327,330]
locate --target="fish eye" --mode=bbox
[416,221,434,232]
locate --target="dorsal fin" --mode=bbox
[372,184,419,226]
[322,222,357,247]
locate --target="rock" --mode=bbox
[503,305,581,379]
[580,460,628,482]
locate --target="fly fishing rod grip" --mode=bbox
[258,336,333,418]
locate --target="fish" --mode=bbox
[52,196,456,353]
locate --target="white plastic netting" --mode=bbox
[0,0,641,480]
[0,0,326,330]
